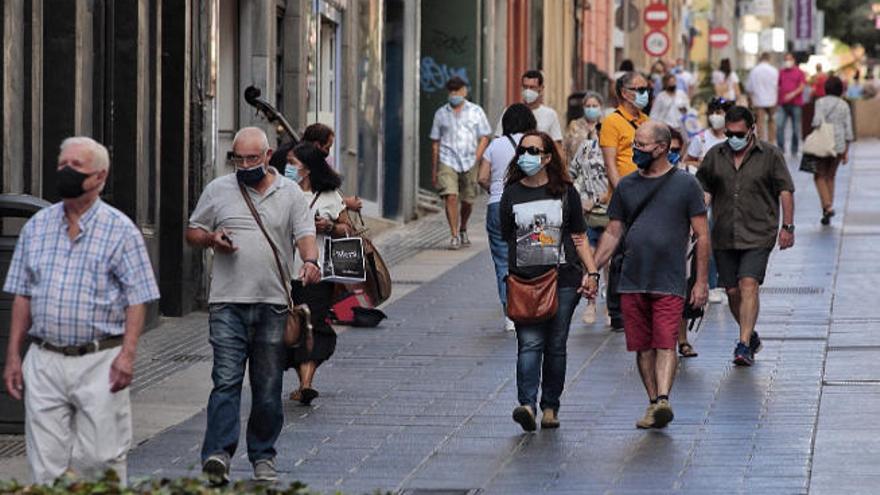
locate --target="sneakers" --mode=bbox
[636,404,656,429]
[733,342,754,366]
[540,409,560,429]
[459,231,471,246]
[609,318,625,333]
[504,317,516,332]
[708,288,725,304]
[449,236,461,250]
[652,399,674,429]
[581,301,597,325]
[202,453,230,486]
[749,330,763,356]
[253,458,278,482]
[512,405,537,432]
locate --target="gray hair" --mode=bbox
[232,126,270,152]
[649,121,672,147]
[582,91,604,107]
[59,137,110,171]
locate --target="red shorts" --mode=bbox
[621,293,685,352]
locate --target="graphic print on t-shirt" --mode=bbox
[513,199,566,267]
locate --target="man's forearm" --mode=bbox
[121,304,147,357]
[475,137,489,164]
[696,235,710,284]
[296,235,319,262]
[185,228,213,248]
[6,296,31,359]
[594,232,621,269]
[781,191,795,224]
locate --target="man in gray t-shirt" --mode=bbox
[186,127,319,484]
[595,121,709,431]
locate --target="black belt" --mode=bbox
[31,335,124,356]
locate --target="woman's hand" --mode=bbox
[578,273,599,299]
[315,216,334,235]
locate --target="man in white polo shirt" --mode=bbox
[746,52,780,142]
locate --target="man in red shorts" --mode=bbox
[595,121,710,429]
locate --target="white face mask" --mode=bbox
[785,60,795,69]
[709,114,726,130]
[522,89,540,104]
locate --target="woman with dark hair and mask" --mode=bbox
[283,142,353,405]
[500,130,599,431]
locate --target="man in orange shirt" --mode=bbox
[599,71,650,331]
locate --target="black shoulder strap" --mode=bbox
[614,109,640,131]
[625,167,678,229]
[505,134,518,150]
[309,191,322,209]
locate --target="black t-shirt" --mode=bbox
[500,183,587,288]
[607,168,707,297]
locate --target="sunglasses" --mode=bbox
[626,86,650,94]
[517,146,546,155]
[725,130,750,139]
[669,148,681,154]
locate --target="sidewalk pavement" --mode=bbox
[3,141,880,494]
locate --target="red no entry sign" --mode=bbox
[644,3,670,30]
[709,27,732,49]
[643,30,670,57]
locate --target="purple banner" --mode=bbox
[796,0,813,40]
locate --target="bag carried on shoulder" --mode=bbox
[506,193,567,324]
[345,210,392,306]
[238,182,313,351]
[803,100,841,158]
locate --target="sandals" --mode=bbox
[289,387,320,405]
[678,342,698,358]
[821,208,835,226]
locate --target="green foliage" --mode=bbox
[0,470,389,495]
[819,0,880,57]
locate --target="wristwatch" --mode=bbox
[303,259,320,268]
[781,224,795,233]
[587,272,601,281]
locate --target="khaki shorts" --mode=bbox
[437,163,479,202]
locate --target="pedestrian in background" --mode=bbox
[672,58,696,98]
[776,53,807,155]
[284,142,353,405]
[669,128,699,359]
[746,52,780,142]
[600,71,650,332]
[430,76,492,250]
[713,58,741,102]
[500,131,599,432]
[3,137,160,484]
[301,123,362,212]
[650,73,690,132]
[187,127,320,484]
[564,91,609,325]
[479,103,537,332]
[649,60,668,96]
[697,107,795,367]
[496,70,564,145]
[593,121,710,430]
[806,76,854,225]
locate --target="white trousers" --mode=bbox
[22,344,132,484]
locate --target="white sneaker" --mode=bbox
[505,317,516,332]
[708,288,725,304]
[581,301,597,324]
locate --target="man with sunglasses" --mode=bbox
[696,106,795,366]
[187,127,320,483]
[599,71,650,331]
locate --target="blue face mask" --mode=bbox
[583,107,602,121]
[284,163,304,183]
[668,151,681,165]
[632,148,655,170]
[728,135,749,152]
[517,153,544,176]
[633,90,650,109]
[236,164,266,186]
[448,95,465,107]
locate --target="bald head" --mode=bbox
[232,127,270,153]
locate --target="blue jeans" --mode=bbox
[776,104,802,154]
[515,287,580,412]
[486,202,508,312]
[201,303,287,464]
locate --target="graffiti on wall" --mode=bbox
[420,56,470,93]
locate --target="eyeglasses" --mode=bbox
[517,146,546,155]
[227,152,264,165]
[626,86,650,94]
[724,130,749,139]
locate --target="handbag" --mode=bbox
[586,204,610,228]
[505,193,567,325]
[799,153,822,174]
[321,236,367,283]
[238,182,314,351]
[803,100,839,158]
[348,211,392,305]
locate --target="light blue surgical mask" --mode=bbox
[727,135,749,152]
[583,107,602,121]
[448,95,465,107]
[284,163,304,183]
[517,153,544,176]
[634,91,650,109]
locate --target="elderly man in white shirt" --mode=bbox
[746,52,780,142]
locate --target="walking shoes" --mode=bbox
[253,457,278,482]
[652,399,674,428]
[512,405,537,432]
[636,404,657,429]
[541,409,560,429]
[733,342,754,366]
[202,453,231,486]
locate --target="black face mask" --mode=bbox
[236,165,267,186]
[665,86,676,92]
[56,166,94,199]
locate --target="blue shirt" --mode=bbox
[3,199,160,346]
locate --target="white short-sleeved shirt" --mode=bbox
[712,71,740,101]
[188,170,316,305]
[483,133,523,204]
[746,62,780,108]
[292,189,347,278]
[495,104,563,141]
[430,101,493,172]
[687,130,727,162]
